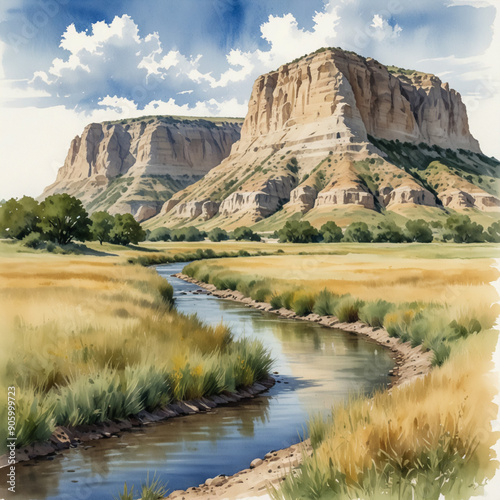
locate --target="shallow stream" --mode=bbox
[5,262,393,499]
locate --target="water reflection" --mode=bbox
[4,263,393,500]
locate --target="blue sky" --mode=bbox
[0,0,499,199]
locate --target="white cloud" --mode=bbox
[29,15,216,105]
[370,15,403,41]
[259,9,339,64]
[210,4,341,88]
[97,94,247,118]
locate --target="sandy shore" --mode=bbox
[164,273,434,500]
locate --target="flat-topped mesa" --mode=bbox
[148,48,497,229]
[41,116,242,220]
[239,48,480,153]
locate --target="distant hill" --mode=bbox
[40,116,243,221]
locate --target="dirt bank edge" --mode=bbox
[0,377,276,467]
[165,272,434,500]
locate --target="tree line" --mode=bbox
[147,225,262,242]
[274,216,500,244]
[0,194,145,247]
[2,193,497,248]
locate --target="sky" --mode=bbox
[0,0,499,200]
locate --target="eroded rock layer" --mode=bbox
[152,48,499,228]
[41,117,242,220]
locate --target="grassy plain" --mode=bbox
[186,243,498,304]
[1,238,498,498]
[182,242,500,498]
[0,241,273,451]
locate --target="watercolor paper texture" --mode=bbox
[0,1,499,499]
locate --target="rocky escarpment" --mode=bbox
[144,48,499,229]
[218,176,296,218]
[41,116,242,220]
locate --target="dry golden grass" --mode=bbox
[0,244,272,449]
[190,251,499,306]
[276,332,499,499]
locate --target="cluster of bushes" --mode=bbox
[0,194,145,248]
[129,248,274,267]
[148,226,206,242]
[274,219,431,243]
[183,263,491,367]
[275,215,499,244]
[148,225,261,243]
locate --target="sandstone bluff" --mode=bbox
[42,48,499,228]
[41,117,242,221]
[149,48,499,230]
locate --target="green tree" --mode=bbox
[277,220,319,243]
[320,221,343,243]
[233,226,261,241]
[405,219,433,243]
[148,227,171,242]
[38,194,91,244]
[373,221,407,243]
[109,213,146,245]
[90,211,115,245]
[0,196,40,239]
[171,226,205,242]
[208,227,229,242]
[485,221,500,243]
[343,222,373,243]
[444,215,484,243]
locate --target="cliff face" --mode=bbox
[41,117,242,220]
[149,48,497,229]
[240,51,481,153]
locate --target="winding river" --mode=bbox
[6,262,393,500]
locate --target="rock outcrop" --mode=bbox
[315,186,375,209]
[288,186,318,213]
[238,49,480,154]
[217,176,297,219]
[41,117,242,219]
[440,189,500,211]
[380,186,436,208]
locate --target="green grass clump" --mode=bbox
[269,291,295,310]
[116,473,168,500]
[213,275,240,291]
[312,289,340,316]
[334,297,365,323]
[359,300,393,328]
[291,292,315,316]
[14,391,56,446]
[308,412,329,450]
[115,483,134,500]
[251,286,272,303]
